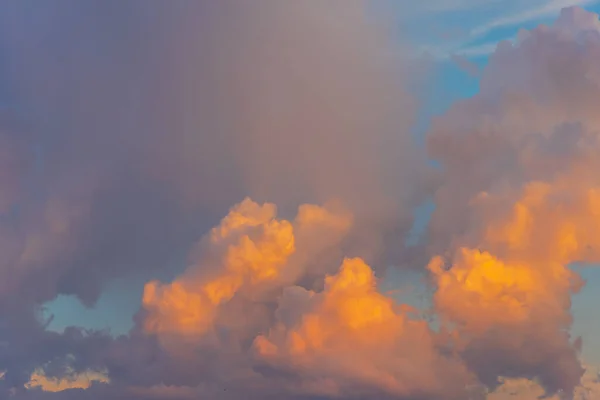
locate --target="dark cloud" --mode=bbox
[0,0,428,397]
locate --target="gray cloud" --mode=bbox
[0,0,429,397]
[0,2,599,400]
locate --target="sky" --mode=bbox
[3,1,600,399]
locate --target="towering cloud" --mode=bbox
[426,5,600,397]
[253,257,473,399]
[113,199,475,400]
[0,1,423,395]
[0,2,600,400]
[141,198,351,342]
[0,0,424,305]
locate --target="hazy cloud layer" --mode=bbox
[0,2,599,400]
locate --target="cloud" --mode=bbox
[0,119,31,214]
[0,1,427,395]
[419,1,599,59]
[487,365,600,399]
[426,5,600,397]
[107,201,476,399]
[2,2,600,400]
[454,41,503,57]
[450,53,482,76]
[398,0,500,13]
[141,198,351,342]
[470,0,598,37]
[25,368,108,393]
[253,257,473,399]
[135,200,473,399]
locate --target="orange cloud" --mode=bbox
[482,180,600,265]
[254,257,474,399]
[25,368,108,392]
[428,247,578,334]
[424,10,600,390]
[142,199,296,336]
[141,198,352,339]
[427,176,599,395]
[255,258,405,354]
[431,176,600,333]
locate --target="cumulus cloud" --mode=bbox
[1,2,600,400]
[108,200,475,399]
[25,368,108,392]
[426,5,600,397]
[141,198,351,342]
[253,257,473,399]
[0,0,426,395]
[486,365,600,399]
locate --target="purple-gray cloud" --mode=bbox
[0,2,599,400]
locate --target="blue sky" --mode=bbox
[402,0,600,57]
[43,0,600,370]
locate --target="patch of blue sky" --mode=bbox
[398,0,600,368]
[44,256,185,336]
[43,277,144,335]
[460,1,600,55]
[412,57,481,147]
[404,0,600,58]
[571,266,600,364]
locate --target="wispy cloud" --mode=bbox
[418,0,599,59]
[418,37,505,59]
[471,0,599,37]
[456,41,502,56]
[409,0,501,13]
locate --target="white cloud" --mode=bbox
[471,0,599,37]
[417,1,599,59]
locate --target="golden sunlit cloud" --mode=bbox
[25,369,108,392]
[254,257,406,355]
[253,257,474,399]
[141,198,352,338]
